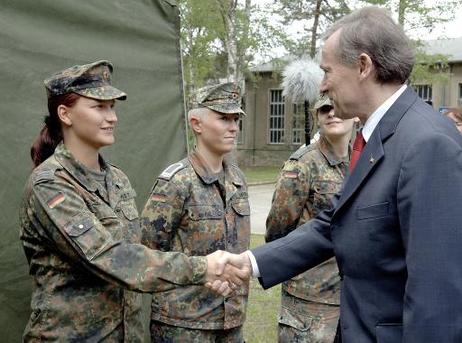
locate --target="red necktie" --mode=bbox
[350,131,366,172]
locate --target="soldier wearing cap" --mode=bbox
[141,82,250,342]
[20,61,241,341]
[265,95,357,342]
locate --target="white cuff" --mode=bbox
[246,250,260,278]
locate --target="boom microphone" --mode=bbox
[281,58,324,144]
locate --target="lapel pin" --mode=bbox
[369,155,375,164]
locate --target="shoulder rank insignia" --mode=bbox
[33,170,55,185]
[159,162,186,180]
[290,144,310,160]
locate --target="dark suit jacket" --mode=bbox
[252,87,462,343]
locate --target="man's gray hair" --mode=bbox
[323,6,414,84]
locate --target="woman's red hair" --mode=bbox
[30,93,80,167]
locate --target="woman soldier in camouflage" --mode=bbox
[265,95,357,343]
[20,60,241,342]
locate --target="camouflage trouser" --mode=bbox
[278,290,340,343]
[150,320,244,343]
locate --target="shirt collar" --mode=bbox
[54,143,109,192]
[318,136,350,166]
[362,84,407,142]
[188,150,243,186]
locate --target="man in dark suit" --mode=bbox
[208,6,462,343]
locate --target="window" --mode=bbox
[413,84,432,102]
[459,83,462,106]
[292,103,304,144]
[269,89,285,144]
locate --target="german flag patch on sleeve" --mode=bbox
[47,193,65,209]
[282,171,299,179]
[151,193,167,203]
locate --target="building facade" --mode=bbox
[237,37,462,166]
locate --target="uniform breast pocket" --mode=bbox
[231,199,250,217]
[231,199,251,249]
[312,180,341,214]
[89,202,118,221]
[188,205,224,221]
[120,204,138,221]
[186,205,225,248]
[117,189,139,221]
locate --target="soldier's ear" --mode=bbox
[190,115,202,134]
[57,104,72,127]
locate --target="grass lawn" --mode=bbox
[241,166,281,185]
[243,234,281,342]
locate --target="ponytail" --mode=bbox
[30,93,80,167]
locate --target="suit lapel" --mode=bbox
[336,132,384,211]
[334,87,418,214]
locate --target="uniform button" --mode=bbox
[78,224,84,229]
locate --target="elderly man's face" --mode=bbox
[319,30,362,120]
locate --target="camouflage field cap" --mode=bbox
[44,60,127,100]
[314,94,333,110]
[195,82,246,116]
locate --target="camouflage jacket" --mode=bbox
[141,151,251,330]
[19,144,207,342]
[266,137,349,305]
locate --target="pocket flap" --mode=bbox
[65,216,93,237]
[121,205,139,220]
[63,213,113,260]
[188,205,223,220]
[278,305,312,331]
[313,180,341,194]
[357,202,390,220]
[232,200,250,216]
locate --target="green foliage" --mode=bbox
[273,0,351,57]
[411,42,450,84]
[359,0,460,84]
[179,0,289,99]
[361,0,460,32]
[179,0,225,91]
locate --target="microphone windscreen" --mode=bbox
[282,58,323,104]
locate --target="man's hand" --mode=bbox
[205,250,252,296]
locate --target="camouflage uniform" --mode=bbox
[141,151,250,342]
[266,135,349,343]
[19,61,207,342]
[140,81,249,342]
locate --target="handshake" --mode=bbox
[204,250,252,296]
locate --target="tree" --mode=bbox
[273,0,350,58]
[362,0,460,34]
[361,0,460,84]
[179,0,286,93]
[179,0,223,94]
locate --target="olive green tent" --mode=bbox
[0,0,187,339]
